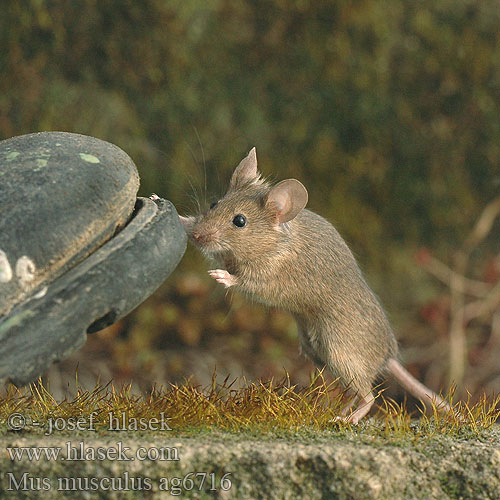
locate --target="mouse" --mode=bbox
[179,147,452,423]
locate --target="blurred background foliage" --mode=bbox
[1,0,499,405]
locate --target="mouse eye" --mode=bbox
[232,214,247,228]
[209,201,218,209]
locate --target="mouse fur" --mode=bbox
[180,148,450,423]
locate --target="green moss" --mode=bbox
[5,152,20,161]
[0,376,497,440]
[78,153,100,164]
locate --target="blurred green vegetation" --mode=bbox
[2,0,499,401]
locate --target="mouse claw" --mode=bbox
[208,269,237,288]
[329,415,361,425]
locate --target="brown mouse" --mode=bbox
[180,148,451,423]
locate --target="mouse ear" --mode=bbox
[265,179,308,223]
[230,147,259,189]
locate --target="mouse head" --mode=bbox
[180,148,308,262]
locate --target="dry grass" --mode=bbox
[0,371,498,438]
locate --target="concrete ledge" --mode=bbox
[1,429,499,499]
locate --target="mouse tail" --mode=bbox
[386,358,452,413]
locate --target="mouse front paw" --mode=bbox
[208,269,237,288]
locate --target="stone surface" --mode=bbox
[0,132,187,385]
[0,430,498,499]
[0,196,186,386]
[0,132,139,317]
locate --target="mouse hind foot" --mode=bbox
[341,391,375,424]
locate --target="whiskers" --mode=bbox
[184,127,210,214]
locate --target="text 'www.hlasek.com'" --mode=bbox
[3,411,233,495]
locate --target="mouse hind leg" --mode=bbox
[339,394,357,416]
[344,391,375,424]
[295,320,376,424]
[296,324,327,369]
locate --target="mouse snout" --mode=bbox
[191,229,220,246]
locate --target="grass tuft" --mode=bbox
[0,372,498,437]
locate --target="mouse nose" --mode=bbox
[192,230,215,245]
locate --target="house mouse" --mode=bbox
[179,148,451,423]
